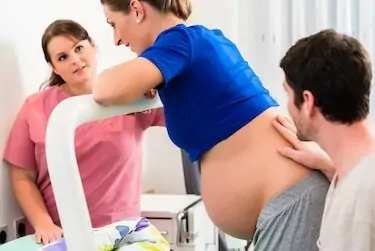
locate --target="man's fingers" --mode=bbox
[272,120,301,148]
[276,115,297,134]
[278,147,305,164]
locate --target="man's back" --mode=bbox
[318,154,375,251]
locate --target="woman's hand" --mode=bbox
[142,89,157,114]
[128,89,157,115]
[272,115,335,180]
[34,221,63,245]
[144,89,157,99]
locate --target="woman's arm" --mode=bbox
[10,166,54,229]
[3,99,52,226]
[93,58,164,105]
[3,98,62,244]
[10,166,63,244]
[93,27,192,106]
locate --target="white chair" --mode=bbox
[45,94,162,250]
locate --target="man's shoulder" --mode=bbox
[357,154,375,170]
[353,154,375,186]
[334,155,375,209]
[319,155,375,250]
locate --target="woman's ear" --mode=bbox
[91,39,100,55]
[130,0,145,21]
[89,39,97,48]
[51,63,60,76]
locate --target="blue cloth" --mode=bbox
[140,24,278,162]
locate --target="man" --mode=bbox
[276,29,375,250]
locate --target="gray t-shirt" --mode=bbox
[318,155,375,251]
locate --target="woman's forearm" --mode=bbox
[12,174,54,228]
[93,58,164,105]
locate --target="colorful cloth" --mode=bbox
[40,217,170,251]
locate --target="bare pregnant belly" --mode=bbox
[200,107,310,240]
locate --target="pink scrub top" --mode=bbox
[3,86,165,234]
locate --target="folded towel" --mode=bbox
[39,217,170,251]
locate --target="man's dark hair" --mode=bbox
[280,29,372,125]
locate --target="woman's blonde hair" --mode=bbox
[100,0,192,20]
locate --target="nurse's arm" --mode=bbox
[93,58,163,105]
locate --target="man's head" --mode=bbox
[280,29,372,141]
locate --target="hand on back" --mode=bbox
[272,115,335,179]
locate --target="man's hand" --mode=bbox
[272,115,335,180]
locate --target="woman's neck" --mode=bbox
[61,81,93,96]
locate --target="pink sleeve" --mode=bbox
[3,100,37,170]
[135,108,165,130]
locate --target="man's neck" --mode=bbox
[316,119,375,180]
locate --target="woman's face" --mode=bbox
[47,35,97,87]
[103,1,153,55]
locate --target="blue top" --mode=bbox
[140,24,278,162]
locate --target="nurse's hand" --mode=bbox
[272,115,335,181]
[34,222,63,245]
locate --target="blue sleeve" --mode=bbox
[139,26,192,86]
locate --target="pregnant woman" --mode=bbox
[92,0,330,250]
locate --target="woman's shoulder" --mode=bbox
[28,85,64,103]
[159,24,220,39]
[21,86,66,115]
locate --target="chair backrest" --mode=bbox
[45,94,162,251]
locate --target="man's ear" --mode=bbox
[301,90,316,118]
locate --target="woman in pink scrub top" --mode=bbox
[2,19,165,245]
